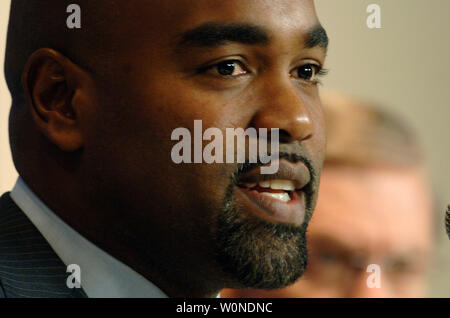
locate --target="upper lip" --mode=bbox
[236,159,311,190]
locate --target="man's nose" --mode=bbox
[250,80,314,143]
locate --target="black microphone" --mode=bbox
[446,204,450,240]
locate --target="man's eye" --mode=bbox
[317,251,340,264]
[385,258,415,274]
[208,60,248,77]
[292,64,323,83]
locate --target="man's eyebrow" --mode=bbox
[305,24,329,50]
[176,23,270,47]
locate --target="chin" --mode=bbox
[214,185,309,289]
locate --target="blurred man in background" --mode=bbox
[222,92,435,298]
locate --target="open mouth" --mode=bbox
[238,179,299,203]
[233,160,311,225]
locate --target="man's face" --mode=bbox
[302,166,433,297]
[222,165,433,297]
[82,0,327,290]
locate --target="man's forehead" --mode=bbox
[180,0,317,26]
[312,166,433,250]
[319,166,432,211]
[117,0,320,43]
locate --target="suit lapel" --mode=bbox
[0,192,87,298]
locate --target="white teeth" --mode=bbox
[242,182,257,188]
[258,179,296,191]
[258,181,271,188]
[260,192,291,202]
[269,180,296,191]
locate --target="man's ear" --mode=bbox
[22,48,91,152]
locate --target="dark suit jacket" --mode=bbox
[0,192,87,298]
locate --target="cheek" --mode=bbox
[108,79,242,208]
[135,75,245,128]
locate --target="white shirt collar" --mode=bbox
[10,177,168,298]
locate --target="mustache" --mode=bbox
[231,152,317,197]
